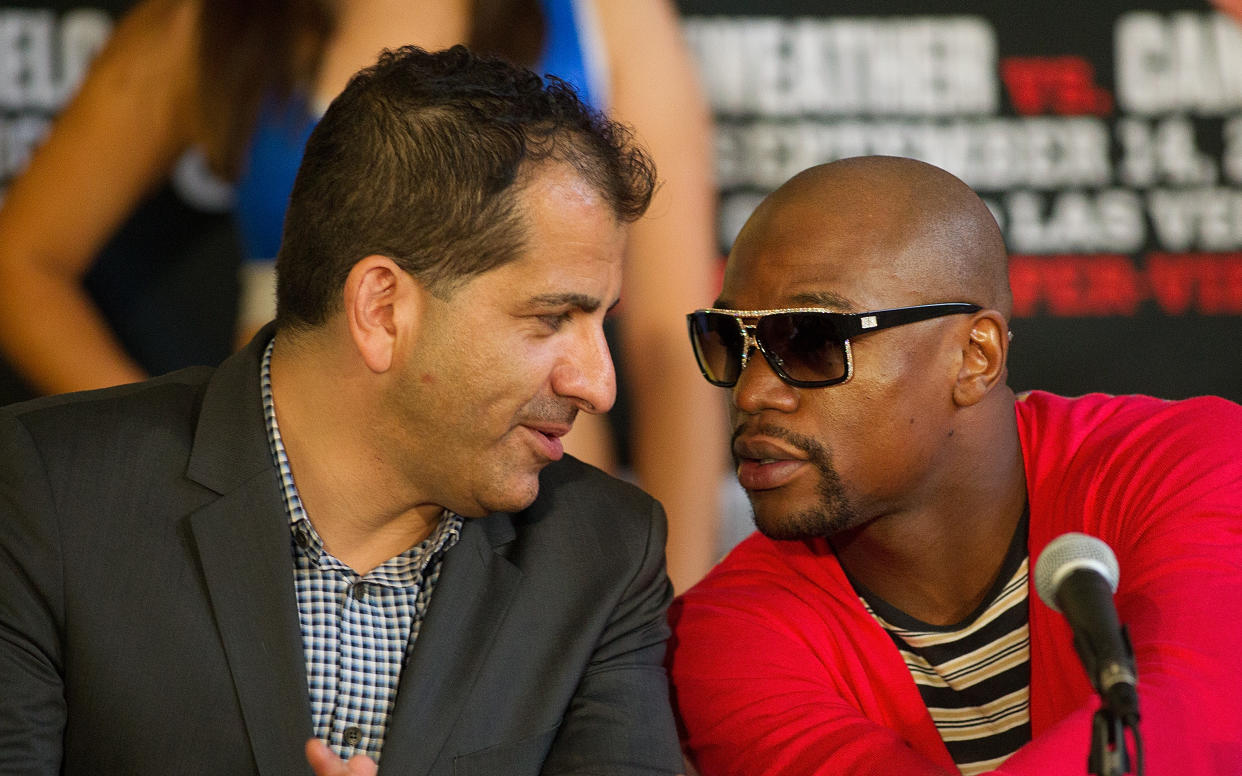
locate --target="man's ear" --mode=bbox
[953,311,1009,407]
[342,256,422,374]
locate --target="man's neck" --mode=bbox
[830,408,1028,627]
[269,335,443,575]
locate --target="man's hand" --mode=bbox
[305,739,378,776]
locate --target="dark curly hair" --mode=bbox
[274,44,657,329]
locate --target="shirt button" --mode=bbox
[343,726,362,746]
[294,528,310,548]
[351,582,368,601]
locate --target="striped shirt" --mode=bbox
[857,515,1031,775]
[261,339,463,762]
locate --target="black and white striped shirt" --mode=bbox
[857,514,1032,775]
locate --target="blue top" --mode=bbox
[233,0,607,261]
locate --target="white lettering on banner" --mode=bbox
[684,16,997,117]
[0,10,56,110]
[0,9,113,187]
[1147,189,1242,251]
[1006,190,1146,254]
[1116,11,1242,115]
[715,118,1110,190]
[690,8,1242,275]
[1117,116,1218,187]
[0,9,110,110]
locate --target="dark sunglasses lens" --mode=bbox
[757,313,847,385]
[690,312,743,385]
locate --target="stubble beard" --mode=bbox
[741,425,863,541]
[475,396,580,514]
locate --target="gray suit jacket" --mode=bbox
[0,330,682,775]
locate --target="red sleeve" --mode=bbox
[1012,393,1242,776]
[667,554,956,776]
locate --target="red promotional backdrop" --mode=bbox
[676,0,1242,402]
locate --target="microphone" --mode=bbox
[1034,533,1140,724]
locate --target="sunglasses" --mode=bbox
[687,302,982,388]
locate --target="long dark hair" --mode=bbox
[196,0,545,177]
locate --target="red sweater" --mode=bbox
[669,392,1242,775]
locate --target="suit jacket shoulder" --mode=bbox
[380,457,682,775]
[0,330,312,775]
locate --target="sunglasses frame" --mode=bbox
[687,302,983,388]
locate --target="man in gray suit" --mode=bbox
[0,45,682,775]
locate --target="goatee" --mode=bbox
[733,424,862,540]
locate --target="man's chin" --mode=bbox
[746,461,861,540]
[748,489,816,540]
[750,503,861,541]
[752,511,821,541]
[474,477,542,516]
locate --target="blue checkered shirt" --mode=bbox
[261,340,462,762]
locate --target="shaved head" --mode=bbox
[718,156,1021,545]
[730,156,1011,317]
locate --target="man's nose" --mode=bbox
[733,345,798,415]
[553,325,617,415]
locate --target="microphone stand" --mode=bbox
[1084,625,1143,776]
[1087,707,1130,776]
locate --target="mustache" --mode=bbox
[731,422,826,460]
[519,399,579,427]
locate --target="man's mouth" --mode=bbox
[522,422,570,462]
[733,435,809,491]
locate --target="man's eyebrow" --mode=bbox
[713,291,859,311]
[788,291,858,311]
[529,293,605,313]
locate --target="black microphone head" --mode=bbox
[1033,532,1120,612]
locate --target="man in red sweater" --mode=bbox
[668,156,1242,775]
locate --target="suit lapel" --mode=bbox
[185,325,314,775]
[190,478,313,776]
[378,516,523,775]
